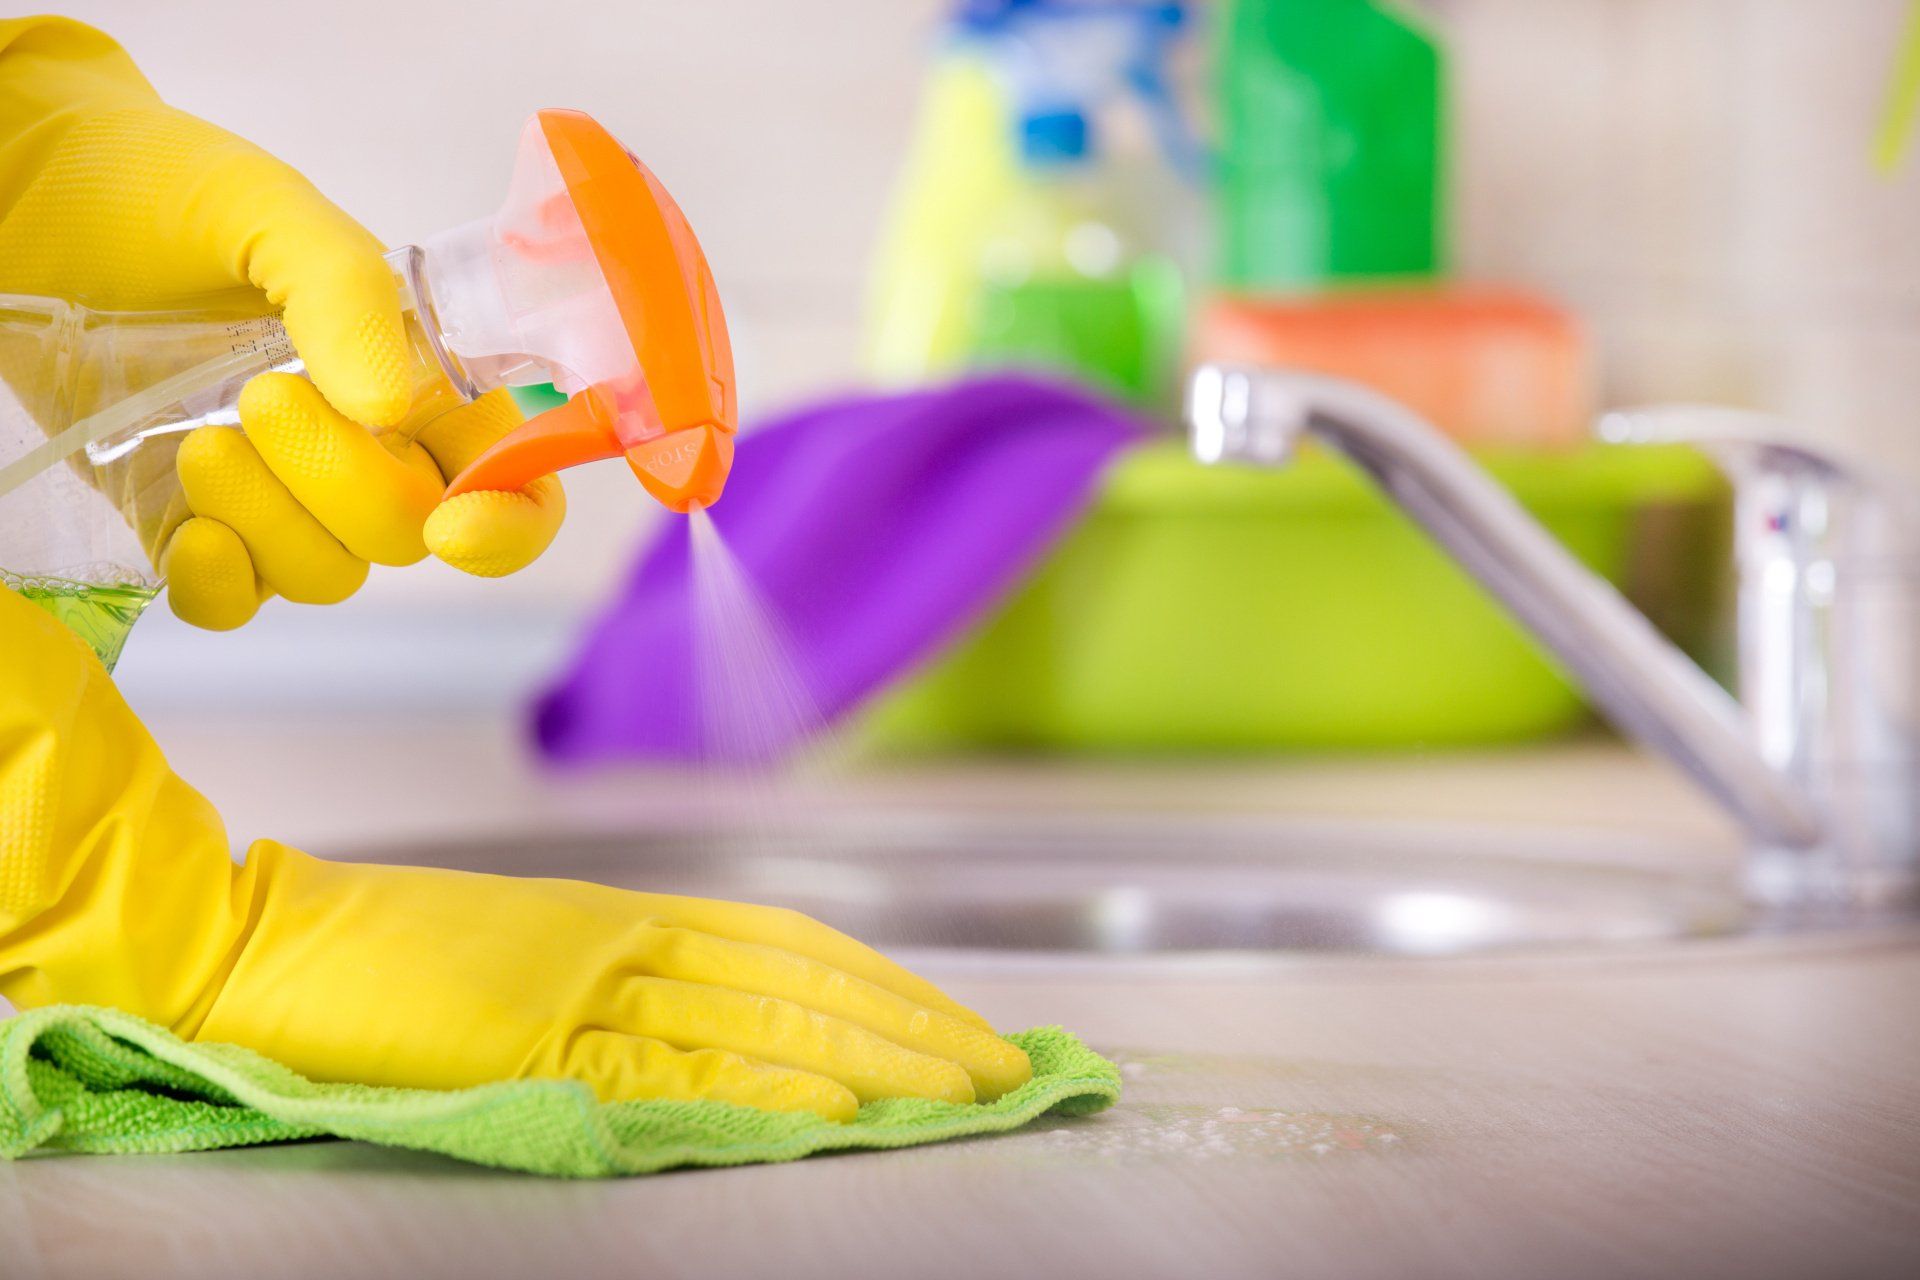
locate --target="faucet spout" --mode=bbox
[1187,364,1824,854]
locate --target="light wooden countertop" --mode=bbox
[3,717,1915,1280]
[137,712,1743,856]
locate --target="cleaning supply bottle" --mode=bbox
[1194,3,1592,448]
[0,109,736,668]
[1214,0,1443,287]
[866,0,1196,408]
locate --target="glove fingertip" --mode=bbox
[163,518,266,631]
[234,369,316,425]
[926,1058,978,1107]
[975,1038,1033,1102]
[424,489,561,578]
[786,1075,861,1124]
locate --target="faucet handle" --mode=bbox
[1605,404,1920,908]
[1601,405,1917,505]
[1599,403,1919,560]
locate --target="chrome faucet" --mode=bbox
[1186,364,1920,915]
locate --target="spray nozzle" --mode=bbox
[433,109,737,511]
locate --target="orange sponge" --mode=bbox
[1193,286,1593,448]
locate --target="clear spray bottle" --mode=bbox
[0,109,737,667]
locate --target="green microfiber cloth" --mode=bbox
[0,1006,1119,1178]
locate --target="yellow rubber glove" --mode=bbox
[168,384,564,630]
[0,587,1032,1116]
[0,17,563,629]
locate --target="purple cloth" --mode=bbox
[532,375,1142,763]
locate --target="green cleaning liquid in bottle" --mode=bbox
[7,575,156,671]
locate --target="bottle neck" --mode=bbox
[382,243,480,437]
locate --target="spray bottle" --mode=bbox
[866,0,1197,407]
[0,109,736,667]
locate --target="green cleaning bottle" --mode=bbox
[1215,0,1444,287]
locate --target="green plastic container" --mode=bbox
[855,442,1728,752]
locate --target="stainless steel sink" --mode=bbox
[355,814,1755,959]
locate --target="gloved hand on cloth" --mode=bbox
[0,588,1030,1117]
[0,15,563,630]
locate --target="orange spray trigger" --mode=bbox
[444,393,737,508]
[432,108,736,512]
[444,391,624,498]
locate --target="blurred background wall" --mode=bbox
[63,0,1920,711]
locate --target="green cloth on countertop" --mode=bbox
[0,1006,1120,1177]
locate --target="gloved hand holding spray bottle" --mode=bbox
[0,17,1028,1117]
[0,39,737,653]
